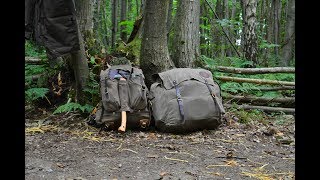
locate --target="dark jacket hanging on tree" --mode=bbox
[25,0,80,59]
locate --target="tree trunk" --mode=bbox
[75,0,94,34]
[71,0,91,104]
[137,0,146,38]
[273,0,281,57]
[136,0,139,16]
[200,2,206,55]
[69,19,90,104]
[75,0,94,53]
[111,0,118,50]
[281,0,295,66]
[140,0,175,88]
[262,0,271,65]
[167,0,173,43]
[241,0,258,66]
[172,0,200,68]
[120,0,127,42]
[216,0,224,57]
[224,0,232,57]
[229,0,237,57]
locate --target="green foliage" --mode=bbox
[83,72,100,105]
[230,108,266,124]
[221,82,260,94]
[25,88,49,102]
[116,37,142,65]
[53,102,94,114]
[25,64,47,75]
[119,20,134,35]
[259,39,280,49]
[25,40,46,58]
[216,19,232,27]
[200,55,217,68]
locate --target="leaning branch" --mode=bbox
[216,76,295,86]
[214,66,295,74]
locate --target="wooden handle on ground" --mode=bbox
[118,77,127,133]
[118,111,127,132]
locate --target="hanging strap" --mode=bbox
[204,79,225,116]
[173,80,185,124]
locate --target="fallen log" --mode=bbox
[214,66,295,74]
[25,57,46,64]
[224,104,295,114]
[223,94,295,104]
[255,86,295,91]
[216,76,295,86]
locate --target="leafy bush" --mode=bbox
[53,102,94,114]
[25,88,49,102]
[25,40,46,58]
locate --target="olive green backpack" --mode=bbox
[148,68,225,133]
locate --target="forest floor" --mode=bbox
[25,107,295,180]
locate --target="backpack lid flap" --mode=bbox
[108,64,132,72]
[158,68,215,89]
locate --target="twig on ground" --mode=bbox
[116,142,123,150]
[164,156,188,163]
[121,149,138,154]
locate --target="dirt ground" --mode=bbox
[25,109,295,180]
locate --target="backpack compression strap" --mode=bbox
[173,80,185,124]
[204,79,225,116]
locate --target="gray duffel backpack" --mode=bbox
[148,68,225,133]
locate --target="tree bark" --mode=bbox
[167,0,173,42]
[273,0,281,57]
[111,0,118,50]
[136,0,139,16]
[281,0,295,66]
[69,19,90,104]
[215,0,224,57]
[229,0,237,57]
[120,0,127,42]
[172,0,200,68]
[126,16,143,44]
[216,76,295,86]
[75,0,94,34]
[223,94,295,104]
[241,0,258,66]
[262,0,271,65]
[224,0,232,57]
[140,0,175,88]
[214,66,295,74]
[75,0,95,53]
[200,2,206,55]
[71,1,91,104]
[224,104,295,113]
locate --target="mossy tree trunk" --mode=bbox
[140,0,175,88]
